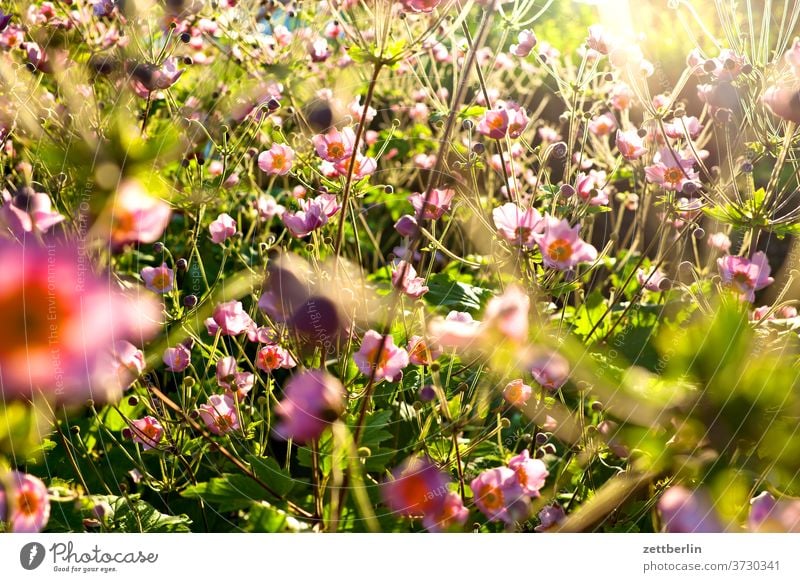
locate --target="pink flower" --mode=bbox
[312,126,356,162]
[427,311,482,349]
[505,103,530,138]
[477,108,509,139]
[129,58,184,95]
[0,240,160,404]
[717,252,774,302]
[586,24,614,55]
[209,213,237,243]
[163,344,191,372]
[394,214,419,237]
[508,449,548,496]
[707,49,746,81]
[535,504,565,531]
[0,471,50,532]
[258,143,295,175]
[215,356,255,400]
[392,260,429,299]
[333,154,377,179]
[785,37,800,77]
[401,0,441,13]
[408,188,455,220]
[510,30,537,57]
[483,285,530,344]
[424,492,469,532]
[664,115,703,139]
[610,83,634,110]
[255,195,285,221]
[503,379,532,407]
[707,232,731,252]
[644,147,699,192]
[470,467,530,524]
[763,85,800,123]
[0,190,64,236]
[530,351,570,390]
[354,330,409,382]
[534,215,598,270]
[107,179,171,247]
[282,203,328,238]
[256,343,297,372]
[273,369,345,443]
[127,416,164,450]
[382,456,454,527]
[407,335,442,366]
[588,112,617,137]
[637,267,669,292]
[99,340,146,393]
[197,394,240,435]
[658,486,722,533]
[575,170,609,206]
[492,203,542,246]
[140,262,174,293]
[615,129,647,160]
[748,491,800,532]
[205,300,255,336]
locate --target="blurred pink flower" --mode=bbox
[333,154,377,179]
[508,449,548,496]
[586,24,614,55]
[477,108,509,139]
[470,467,530,524]
[503,379,532,408]
[273,369,345,443]
[205,300,255,336]
[198,394,240,435]
[664,115,703,139]
[492,203,542,246]
[423,491,469,532]
[282,203,328,238]
[140,262,174,293]
[163,343,191,372]
[0,471,50,532]
[215,356,254,400]
[530,351,570,390]
[534,215,598,270]
[407,335,442,366]
[510,30,537,57]
[483,285,530,344]
[255,195,285,221]
[392,260,429,299]
[127,416,164,450]
[615,129,647,160]
[401,0,441,12]
[658,486,722,533]
[107,179,171,247]
[717,251,773,302]
[535,504,565,531]
[0,240,159,404]
[209,213,237,243]
[382,456,451,523]
[707,231,732,252]
[763,85,800,123]
[408,188,455,220]
[354,330,409,382]
[588,112,617,137]
[427,310,481,349]
[785,38,800,77]
[749,491,800,532]
[0,190,64,237]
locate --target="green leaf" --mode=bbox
[87,495,191,532]
[246,455,295,497]
[424,272,490,312]
[181,474,273,511]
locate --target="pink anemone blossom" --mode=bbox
[273,370,345,443]
[533,215,598,271]
[717,252,774,302]
[197,394,240,436]
[0,471,50,532]
[354,330,409,382]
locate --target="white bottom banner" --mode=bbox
[1,534,798,581]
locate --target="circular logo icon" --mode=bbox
[20,542,46,570]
